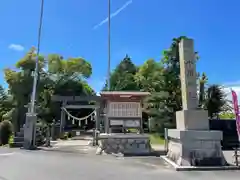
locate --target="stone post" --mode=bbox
[60,101,67,133]
[166,38,226,167]
[23,113,37,150]
[95,106,100,131]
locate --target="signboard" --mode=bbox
[110,120,123,126]
[109,102,141,117]
[125,120,140,127]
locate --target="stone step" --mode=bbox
[20,127,24,133]
[16,132,24,137]
[14,136,24,142]
[9,142,23,148]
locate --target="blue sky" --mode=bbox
[1,0,240,96]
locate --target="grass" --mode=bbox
[148,133,165,145]
[123,128,165,145]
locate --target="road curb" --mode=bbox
[161,156,240,171]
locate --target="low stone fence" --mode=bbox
[97,133,151,155]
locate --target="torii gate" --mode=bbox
[51,95,103,133]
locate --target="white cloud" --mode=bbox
[93,0,133,30]
[223,85,240,102]
[8,44,25,51]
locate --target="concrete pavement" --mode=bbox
[0,147,240,180]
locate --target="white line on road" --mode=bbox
[0,153,15,156]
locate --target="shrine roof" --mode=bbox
[100,91,150,96]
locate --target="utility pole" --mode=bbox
[107,0,111,91]
[24,0,45,149]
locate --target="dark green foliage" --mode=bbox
[0,120,13,145]
[144,92,175,134]
[103,54,139,91]
[204,85,226,119]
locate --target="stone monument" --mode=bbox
[166,38,226,166]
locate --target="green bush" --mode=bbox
[0,120,13,145]
[8,135,14,144]
[67,132,72,138]
[60,132,68,140]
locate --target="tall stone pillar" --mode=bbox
[60,101,67,133]
[167,38,226,166]
[95,107,100,131]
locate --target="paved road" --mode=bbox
[0,147,240,180]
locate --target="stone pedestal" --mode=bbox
[167,129,226,166]
[23,113,37,149]
[167,110,226,166]
[97,133,151,155]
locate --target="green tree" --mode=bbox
[3,48,95,131]
[145,36,201,133]
[0,85,13,121]
[198,72,208,107]
[38,54,94,124]
[135,59,163,92]
[204,84,226,119]
[4,47,45,131]
[104,54,139,91]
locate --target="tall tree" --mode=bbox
[204,84,226,119]
[198,72,208,107]
[135,59,163,92]
[0,85,13,121]
[146,36,201,133]
[104,54,139,91]
[4,47,45,131]
[4,48,95,131]
[38,54,94,124]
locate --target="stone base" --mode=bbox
[167,129,227,166]
[97,133,151,155]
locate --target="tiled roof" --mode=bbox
[100,91,150,96]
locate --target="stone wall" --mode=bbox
[97,134,151,155]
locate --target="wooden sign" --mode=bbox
[125,120,140,127]
[110,120,123,126]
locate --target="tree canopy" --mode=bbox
[0,36,230,135]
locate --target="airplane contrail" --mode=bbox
[93,0,133,30]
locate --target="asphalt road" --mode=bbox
[0,147,240,180]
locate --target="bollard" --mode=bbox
[96,130,100,146]
[164,128,168,152]
[92,128,96,146]
[234,148,238,166]
[46,125,51,147]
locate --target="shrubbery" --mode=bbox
[0,120,13,145]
